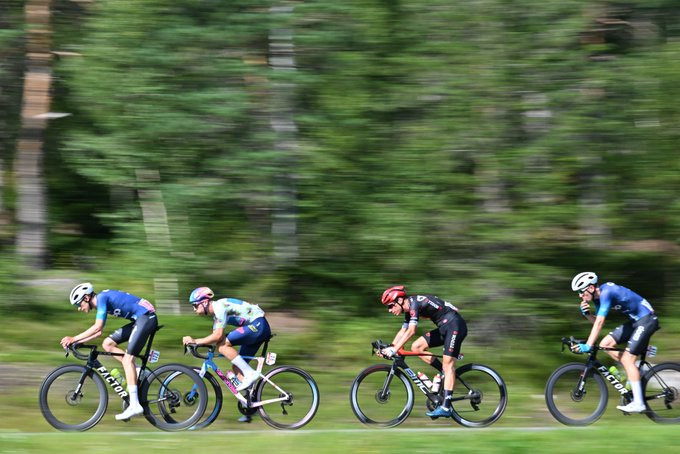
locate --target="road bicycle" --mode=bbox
[545,336,680,425]
[39,325,208,431]
[184,335,320,430]
[350,340,507,428]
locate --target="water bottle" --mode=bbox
[417,371,433,389]
[608,366,625,382]
[111,368,126,387]
[431,373,442,393]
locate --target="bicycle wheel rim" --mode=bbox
[141,364,207,431]
[39,365,108,431]
[350,364,413,427]
[188,369,223,431]
[256,366,320,430]
[643,362,680,423]
[450,364,507,427]
[545,363,607,426]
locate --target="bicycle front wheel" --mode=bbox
[39,365,108,431]
[255,366,320,430]
[350,364,414,427]
[140,363,208,431]
[643,362,680,423]
[545,362,608,426]
[450,363,507,427]
[188,369,223,431]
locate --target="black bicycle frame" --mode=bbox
[71,325,162,404]
[387,357,468,405]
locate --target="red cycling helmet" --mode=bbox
[381,285,406,305]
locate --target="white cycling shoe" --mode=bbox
[115,403,144,420]
[616,402,646,413]
[237,370,260,392]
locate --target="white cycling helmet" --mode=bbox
[70,282,94,306]
[571,272,598,292]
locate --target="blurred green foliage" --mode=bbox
[0,0,679,346]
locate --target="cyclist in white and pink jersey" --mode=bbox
[182,287,271,399]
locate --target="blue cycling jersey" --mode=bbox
[95,290,155,324]
[595,282,654,321]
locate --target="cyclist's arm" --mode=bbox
[67,319,105,345]
[392,325,417,351]
[191,327,225,345]
[584,315,606,347]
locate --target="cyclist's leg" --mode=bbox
[601,322,633,363]
[413,330,442,371]
[427,315,467,417]
[115,313,157,420]
[104,322,135,365]
[222,324,261,381]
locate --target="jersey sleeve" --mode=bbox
[595,286,612,317]
[95,294,108,323]
[407,299,419,327]
[212,300,228,330]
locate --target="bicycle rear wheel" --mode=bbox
[450,363,507,427]
[350,364,414,427]
[39,365,108,431]
[545,362,608,426]
[255,366,320,429]
[643,362,680,423]
[140,363,208,431]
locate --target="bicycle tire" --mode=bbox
[349,364,414,428]
[188,369,223,431]
[39,365,108,431]
[140,363,208,431]
[545,362,608,426]
[450,363,507,427]
[642,361,680,423]
[255,366,320,430]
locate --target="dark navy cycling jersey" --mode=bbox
[402,295,459,329]
[594,282,654,321]
[95,290,155,325]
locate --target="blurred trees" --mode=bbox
[1,1,679,336]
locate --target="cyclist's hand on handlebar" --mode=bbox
[380,346,396,358]
[60,336,76,349]
[571,343,591,354]
[182,336,194,346]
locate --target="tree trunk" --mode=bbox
[14,0,52,269]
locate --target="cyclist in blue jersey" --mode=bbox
[60,283,158,420]
[380,285,467,419]
[570,272,660,413]
[182,287,271,422]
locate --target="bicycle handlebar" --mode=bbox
[65,343,96,361]
[184,343,216,360]
[560,336,625,354]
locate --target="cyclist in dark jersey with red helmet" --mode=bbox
[380,285,468,418]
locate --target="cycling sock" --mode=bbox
[630,380,643,405]
[430,358,443,373]
[232,355,256,374]
[442,390,453,410]
[128,385,140,407]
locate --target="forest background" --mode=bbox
[1,0,680,442]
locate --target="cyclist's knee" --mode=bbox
[102,337,117,351]
[599,336,616,348]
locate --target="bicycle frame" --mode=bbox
[382,349,471,407]
[565,338,654,399]
[188,342,291,409]
[69,326,162,403]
